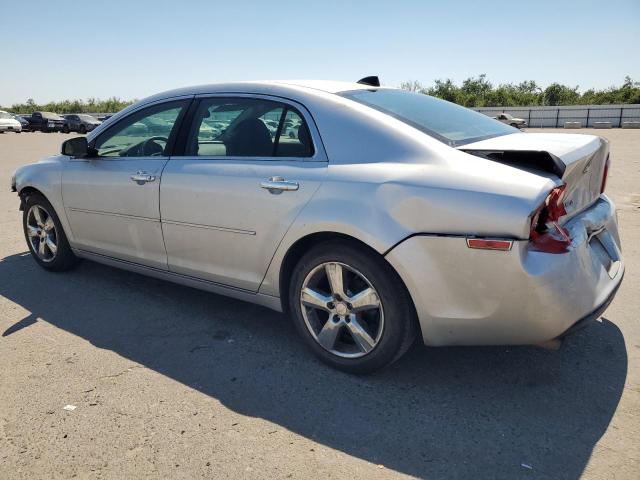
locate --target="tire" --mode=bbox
[288,240,417,374]
[79,125,86,134]
[22,192,79,272]
[62,125,69,133]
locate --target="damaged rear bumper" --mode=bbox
[385,195,624,347]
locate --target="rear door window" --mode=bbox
[185,97,313,158]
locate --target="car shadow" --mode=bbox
[0,252,628,479]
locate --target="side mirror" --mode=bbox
[62,137,88,157]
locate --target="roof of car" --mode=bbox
[142,80,384,105]
[269,80,376,93]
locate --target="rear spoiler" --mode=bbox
[459,149,566,177]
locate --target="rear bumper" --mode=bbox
[386,195,624,346]
[558,271,623,339]
[0,125,22,132]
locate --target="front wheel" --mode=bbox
[22,193,79,271]
[289,240,417,374]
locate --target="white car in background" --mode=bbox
[493,113,527,128]
[0,110,22,133]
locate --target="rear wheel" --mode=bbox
[22,193,79,271]
[62,125,69,133]
[289,240,416,374]
[79,125,86,134]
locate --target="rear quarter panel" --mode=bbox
[258,155,554,297]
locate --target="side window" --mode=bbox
[93,101,186,157]
[258,107,284,140]
[185,97,313,158]
[275,109,313,157]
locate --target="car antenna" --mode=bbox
[357,76,380,87]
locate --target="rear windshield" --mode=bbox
[340,89,516,147]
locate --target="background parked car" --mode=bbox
[0,111,23,133]
[63,114,101,134]
[493,113,527,128]
[10,113,30,131]
[25,112,65,132]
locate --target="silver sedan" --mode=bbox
[11,80,624,373]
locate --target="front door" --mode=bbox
[62,99,190,269]
[160,96,328,291]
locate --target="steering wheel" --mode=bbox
[140,136,169,156]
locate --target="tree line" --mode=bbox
[3,76,639,113]
[401,75,640,107]
[2,97,135,114]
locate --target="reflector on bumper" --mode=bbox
[466,238,513,251]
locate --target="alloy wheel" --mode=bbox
[300,262,384,358]
[26,205,58,262]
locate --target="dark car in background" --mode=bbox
[11,114,30,130]
[63,114,101,134]
[25,112,65,132]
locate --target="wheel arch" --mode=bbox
[276,231,421,336]
[18,186,47,210]
[14,166,74,244]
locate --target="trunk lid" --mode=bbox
[458,132,609,220]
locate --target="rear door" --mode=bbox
[160,95,328,291]
[61,98,191,269]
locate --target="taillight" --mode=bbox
[529,184,571,253]
[600,155,610,193]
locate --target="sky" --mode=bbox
[1,0,639,105]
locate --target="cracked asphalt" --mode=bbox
[1,130,639,479]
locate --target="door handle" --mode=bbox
[260,176,299,194]
[130,171,156,184]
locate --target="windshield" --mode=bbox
[0,112,11,119]
[340,89,516,147]
[42,112,64,120]
[79,114,98,121]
